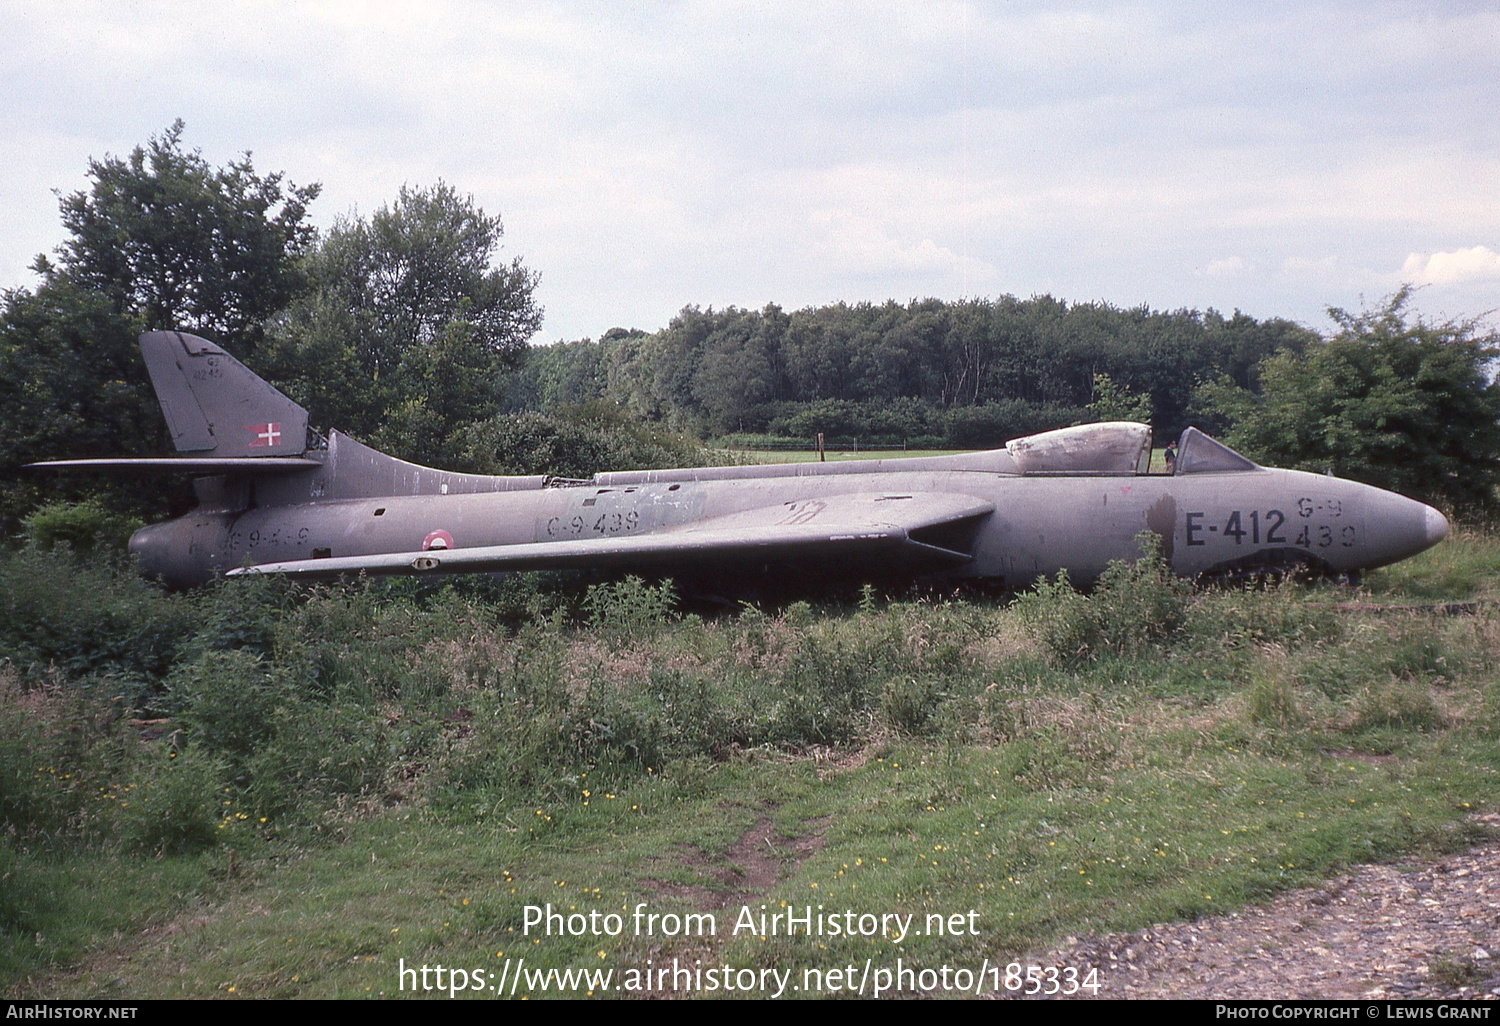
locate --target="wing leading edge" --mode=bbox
[229,492,996,581]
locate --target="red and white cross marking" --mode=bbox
[247,422,282,447]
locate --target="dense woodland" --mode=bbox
[504,300,1312,446]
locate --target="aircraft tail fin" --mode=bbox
[37,331,545,497]
[138,331,309,457]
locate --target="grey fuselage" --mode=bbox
[129,431,1445,591]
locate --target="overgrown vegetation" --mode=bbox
[1014,533,1190,662]
[2,537,1496,996]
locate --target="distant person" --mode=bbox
[1163,440,1177,473]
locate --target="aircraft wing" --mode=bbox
[229,491,995,580]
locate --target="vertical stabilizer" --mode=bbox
[138,331,308,457]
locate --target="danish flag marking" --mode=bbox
[248,422,282,447]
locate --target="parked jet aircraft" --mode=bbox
[33,331,1449,592]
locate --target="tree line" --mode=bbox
[506,299,1313,446]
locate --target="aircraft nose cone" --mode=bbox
[1424,504,1449,547]
[1349,484,1449,570]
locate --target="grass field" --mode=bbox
[2,535,1496,999]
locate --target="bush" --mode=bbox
[943,401,1087,448]
[166,650,291,767]
[0,547,192,693]
[1015,534,1190,662]
[458,404,714,478]
[181,572,292,662]
[1184,583,1339,655]
[426,623,576,799]
[582,576,677,640]
[764,619,892,745]
[1198,288,1500,516]
[880,676,946,736]
[579,668,741,768]
[21,499,141,555]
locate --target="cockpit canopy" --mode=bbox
[1005,422,1259,475]
[1007,422,1151,474]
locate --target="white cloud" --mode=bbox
[1203,256,1248,277]
[1400,246,1500,286]
[807,208,987,279]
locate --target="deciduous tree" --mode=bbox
[0,123,319,525]
[51,119,319,356]
[1086,372,1154,424]
[1195,289,1500,516]
[264,183,542,457]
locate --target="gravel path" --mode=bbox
[1002,815,1500,1001]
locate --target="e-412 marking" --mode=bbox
[1185,507,1355,549]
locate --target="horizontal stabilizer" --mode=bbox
[231,492,995,580]
[29,457,321,475]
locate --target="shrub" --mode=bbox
[458,404,714,479]
[880,676,946,736]
[427,624,576,798]
[1184,582,1339,654]
[578,668,741,768]
[20,499,141,555]
[166,649,291,766]
[582,576,677,640]
[1016,533,1189,662]
[0,547,191,692]
[242,699,394,820]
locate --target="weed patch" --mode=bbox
[1015,534,1190,662]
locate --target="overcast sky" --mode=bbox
[2,1,1497,343]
